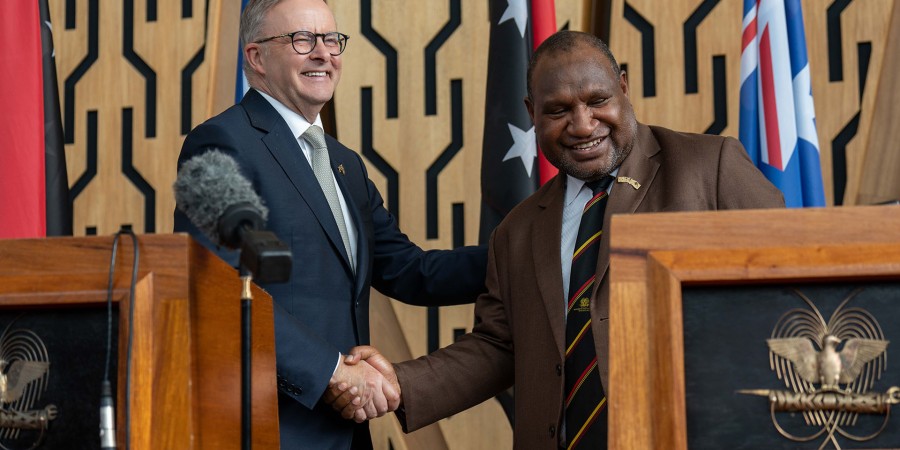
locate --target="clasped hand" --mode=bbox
[322,346,399,423]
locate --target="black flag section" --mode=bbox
[40,0,72,236]
[478,0,538,245]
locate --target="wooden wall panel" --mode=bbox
[48,0,585,448]
[199,1,243,122]
[804,0,896,206]
[328,1,503,448]
[328,1,587,448]
[855,3,900,205]
[608,0,898,206]
[51,0,209,235]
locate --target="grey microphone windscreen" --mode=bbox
[174,150,268,245]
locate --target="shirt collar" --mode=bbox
[256,90,324,139]
[564,167,619,207]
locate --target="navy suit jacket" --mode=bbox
[174,89,487,450]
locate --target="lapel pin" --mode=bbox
[338,164,345,175]
[616,176,641,190]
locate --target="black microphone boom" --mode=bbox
[174,150,291,283]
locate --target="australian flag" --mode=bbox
[739,0,825,207]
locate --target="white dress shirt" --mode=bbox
[560,170,617,304]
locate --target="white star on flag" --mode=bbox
[503,123,536,177]
[793,65,818,151]
[499,0,528,38]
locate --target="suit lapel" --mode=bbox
[595,124,660,292]
[329,147,370,297]
[532,175,567,358]
[243,90,354,273]
[592,124,660,388]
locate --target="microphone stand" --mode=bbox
[218,212,290,450]
[240,266,252,450]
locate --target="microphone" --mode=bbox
[99,380,116,449]
[174,150,291,283]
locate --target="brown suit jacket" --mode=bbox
[394,124,785,448]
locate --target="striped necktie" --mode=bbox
[564,176,612,449]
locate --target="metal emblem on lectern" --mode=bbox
[739,289,899,450]
[0,323,57,450]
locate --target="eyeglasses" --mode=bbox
[254,31,349,56]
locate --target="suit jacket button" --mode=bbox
[548,425,556,438]
[556,364,562,376]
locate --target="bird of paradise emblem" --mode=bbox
[739,289,899,450]
[0,322,57,450]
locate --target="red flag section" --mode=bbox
[0,2,46,238]
[531,0,559,185]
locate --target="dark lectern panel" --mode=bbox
[682,283,900,450]
[0,308,118,450]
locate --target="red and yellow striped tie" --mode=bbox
[564,176,611,449]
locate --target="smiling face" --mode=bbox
[244,0,342,121]
[525,41,638,182]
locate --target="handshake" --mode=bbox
[322,346,399,423]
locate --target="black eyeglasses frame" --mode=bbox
[254,31,350,56]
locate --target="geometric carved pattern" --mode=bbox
[609,0,898,206]
[683,0,719,94]
[360,0,398,119]
[52,0,208,235]
[424,0,461,116]
[623,2,656,97]
[334,0,513,445]
[360,87,400,217]
[329,2,589,448]
[48,0,588,448]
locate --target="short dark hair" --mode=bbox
[526,31,621,100]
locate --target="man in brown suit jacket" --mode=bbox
[327,31,785,449]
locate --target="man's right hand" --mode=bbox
[322,346,400,423]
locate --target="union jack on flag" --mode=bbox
[739,0,825,207]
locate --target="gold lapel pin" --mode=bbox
[338,164,345,175]
[616,176,641,190]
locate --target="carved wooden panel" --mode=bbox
[51,0,212,235]
[49,1,587,448]
[608,0,898,206]
[328,1,587,448]
[329,0,586,449]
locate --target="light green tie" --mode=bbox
[303,125,354,273]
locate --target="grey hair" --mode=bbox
[240,0,282,74]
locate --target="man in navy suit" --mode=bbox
[173,0,487,448]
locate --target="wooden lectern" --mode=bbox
[0,234,279,449]
[609,205,900,449]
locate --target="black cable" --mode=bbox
[101,226,139,450]
[122,227,138,450]
[102,231,122,450]
[103,233,121,383]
